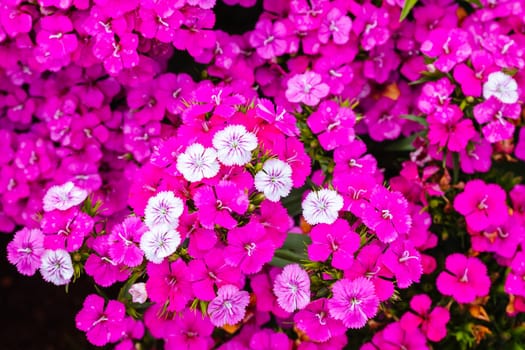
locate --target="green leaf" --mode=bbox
[400,114,428,127]
[400,0,418,21]
[466,0,482,7]
[384,134,418,152]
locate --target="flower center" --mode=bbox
[460,268,469,283]
[398,250,419,263]
[381,209,393,220]
[316,312,327,325]
[245,242,256,256]
[477,196,489,210]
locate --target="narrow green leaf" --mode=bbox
[400,114,428,127]
[466,0,482,7]
[400,0,418,21]
[384,134,418,152]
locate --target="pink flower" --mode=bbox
[318,7,352,45]
[454,179,508,232]
[285,71,329,106]
[273,264,310,312]
[421,28,472,72]
[7,227,45,276]
[164,309,214,350]
[43,181,88,212]
[108,217,147,267]
[308,219,360,270]
[381,239,422,289]
[427,105,476,152]
[328,277,380,329]
[400,294,450,342]
[307,100,355,151]
[146,259,193,312]
[256,98,299,137]
[437,254,491,303]
[208,284,250,326]
[225,220,276,274]
[75,294,125,346]
[504,252,525,297]
[473,97,520,143]
[294,298,346,342]
[249,18,289,59]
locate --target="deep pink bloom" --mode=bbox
[256,98,299,137]
[249,329,293,350]
[352,3,390,51]
[427,105,476,152]
[225,220,276,274]
[400,294,450,342]
[75,294,125,347]
[437,254,491,303]
[273,264,310,312]
[458,136,492,174]
[85,236,131,287]
[307,100,355,151]
[504,252,525,298]
[194,181,249,229]
[146,259,193,312]
[318,7,352,45]
[328,277,380,329]
[374,322,428,350]
[417,77,455,115]
[208,284,250,326]
[421,28,472,72]
[294,298,346,342]
[164,309,214,350]
[249,18,289,59]
[7,227,45,276]
[361,186,412,243]
[381,239,422,289]
[41,208,94,252]
[108,217,147,267]
[454,179,508,232]
[115,317,145,350]
[285,71,329,106]
[308,219,360,270]
[453,50,497,97]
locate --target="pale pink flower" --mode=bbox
[273,264,311,312]
[40,249,74,285]
[302,189,344,225]
[176,143,220,182]
[254,159,293,202]
[43,181,88,212]
[483,71,519,104]
[129,282,148,303]
[140,226,181,264]
[212,125,258,166]
[285,71,330,106]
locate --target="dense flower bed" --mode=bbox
[2,0,525,348]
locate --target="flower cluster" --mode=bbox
[3,0,525,349]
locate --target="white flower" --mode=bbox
[302,189,344,225]
[43,181,88,212]
[129,282,148,303]
[212,125,258,166]
[140,226,181,264]
[40,249,74,286]
[176,143,220,182]
[254,159,293,202]
[483,71,519,104]
[144,191,184,229]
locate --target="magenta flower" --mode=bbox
[352,3,390,51]
[85,236,131,287]
[400,294,450,342]
[41,208,94,252]
[256,98,299,137]
[7,227,45,276]
[361,186,412,243]
[308,219,360,270]
[421,28,472,72]
[453,50,497,97]
[437,254,491,303]
[75,294,125,347]
[208,284,250,326]
[164,309,214,350]
[249,329,293,350]
[225,220,276,274]
[318,7,352,45]
[454,179,508,232]
[328,277,380,329]
[427,105,476,152]
[294,298,346,342]
[458,136,492,174]
[381,239,422,289]
[92,33,139,75]
[375,322,428,350]
[194,181,249,229]
[504,252,525,298]
[307,100,355,151]
[273,264,310,312]
[189,249,244,301]
[115,317,145,350]
[108,217,147,267]
[473,97,520,143]
[285,71,329,106]
[146,259,193,312]
[249,18,289,59]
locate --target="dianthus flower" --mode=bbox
[453,179,508,232]
[43,181,88,212]
[40,249,74,286]
[427,105,476,152]
[307,100,355,151]
[108,217,147,267]
[328,277,380,329]
[381,239,422,289]
[140,226,181,264]
[421,28,471,72]
[254,158,293,202]
[504,252,525,297]
[400,294,450,342]
[249,18,289,59]
[212,124,258,166]
[164,309,214,350]
[302,189,344,225]
[361,186,412,243]
[249,329,293,350]
[7,227,45,276]
[176,143,220,182]
[273,264,310,312]
[84,236,131,287]
[144,191,184,229]
[436,254,491,303]
[146,259,193,312]
[75,294,125,347]
[208,284,250,327]
[473,97,520,143]
[318,7,352,45]
[483,71,519,104]
[294,298,346,343]
[256,98,299,137]
[285,71,329,106]
[308,219,360,270]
